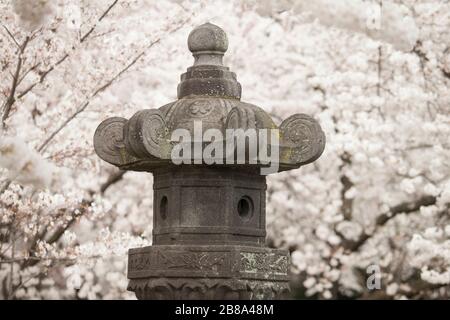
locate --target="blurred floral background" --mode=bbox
[0,0,449,299]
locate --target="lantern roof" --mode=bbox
[93,23,325,174]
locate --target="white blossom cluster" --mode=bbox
[246,0,420,51]
[0,136,56,188]
[0,0,449,299]
[408,231,450,285]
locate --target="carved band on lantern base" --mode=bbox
[127,245,290,300]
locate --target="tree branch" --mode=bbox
[1,36,30,127]
[17,55,68,100]
[0,180,12,195]
[1,23,20,49]
[376,45,382,96]
[339,153,353,220]
[347,195,437,251]
[21,169,125,269]
[36,39,156,152]
[99,170,125,194]
[47,169,126,243]
[80,0,119,43]
[38,18,188,152]
[16,0,120,101]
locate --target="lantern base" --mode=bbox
[127,244,290,300]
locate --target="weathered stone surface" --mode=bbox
[152,166,267,246]
[93,23,325,173]
[127,245,290,300]
[93,117,138,166]
[128,278,290,300]
[93,22,326,300]
[188,22,228,58]
[280,113,326,166]
[128,245,289,279]
[93,97,325,172]
[123,109,171,159]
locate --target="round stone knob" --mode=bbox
[188,22,228,54]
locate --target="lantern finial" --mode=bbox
[188,22,228,66]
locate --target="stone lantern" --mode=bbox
[93,23,325,300]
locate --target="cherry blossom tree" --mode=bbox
[1,0,449,299]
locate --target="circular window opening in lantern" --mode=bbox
[237,196,253,221]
